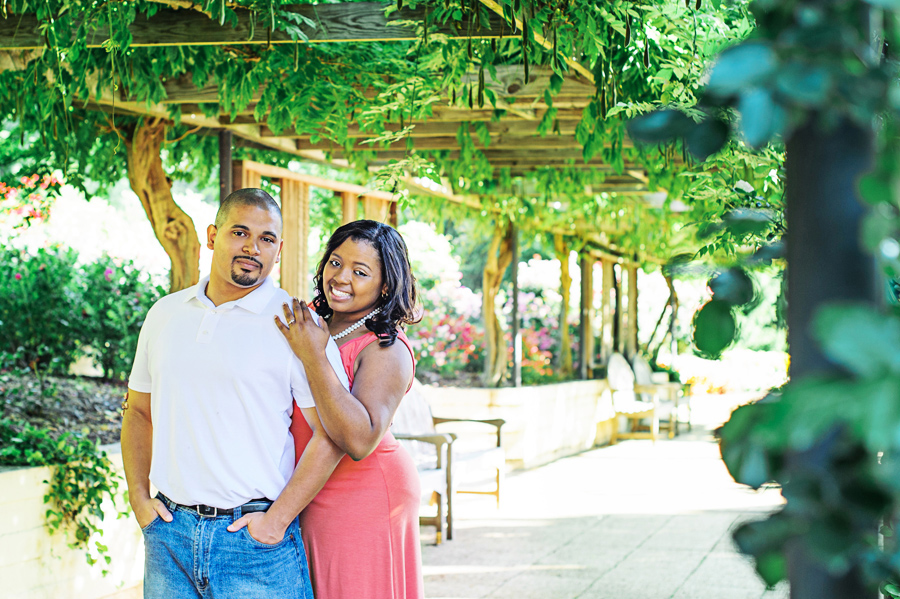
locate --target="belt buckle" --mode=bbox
[196,504,218,517]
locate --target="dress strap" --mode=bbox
[342,330,416,392]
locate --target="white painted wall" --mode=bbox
[0,448,143,599]
[418,379,616,470]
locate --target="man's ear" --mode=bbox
[276,240,283,263]
[206,224,217,250]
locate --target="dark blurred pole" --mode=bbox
[785,117,877,599]
[511,224,521,387]
[219,130,233,203]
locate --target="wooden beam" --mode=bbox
[0,3,508,50]
[268,118,585,141]
[236,159,396,200]
[296,134,586,152]
[479,0,595,83]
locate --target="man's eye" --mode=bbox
[262,237,274,243]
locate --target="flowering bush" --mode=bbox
[0,245,81,377]
[78,255,164,381]
[0,173,62,228]
[410,280,485,378]
[0,246,163,384]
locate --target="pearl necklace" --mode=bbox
[330,307,381,341]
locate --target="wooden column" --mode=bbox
[626,264,639,360]
[579,256,595,379]
[232,160,262,190]
[613,265,623,353]
[340,191,358,224]
[363,195,391,223]
[389,201,399,227]
[280,179,310,299]
[218,130,232,203]
[600,258,615,363]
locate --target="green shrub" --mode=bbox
[78,256,163,381]
[0,417,122,574]
[0,246,81,377]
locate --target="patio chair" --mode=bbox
[607,353,663,444]
[392,380,506,542]
[631,355,692,438]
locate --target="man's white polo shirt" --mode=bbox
[128,276,349,509]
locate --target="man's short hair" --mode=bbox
[215,188,283,230]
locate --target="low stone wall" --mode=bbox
[419,379,616,471]
[0,448,143,599]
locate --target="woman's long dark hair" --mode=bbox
[311,220,421,347]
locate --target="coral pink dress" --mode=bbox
[290,330,423,599]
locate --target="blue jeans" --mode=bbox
[142,494,313,599]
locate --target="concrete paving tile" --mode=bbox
[485,571,596,598]
[759,581,789,599]
[671,587,765,599]
[423,408,786,599]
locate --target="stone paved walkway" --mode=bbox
[420,394,789,599]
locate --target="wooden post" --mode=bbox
[232,160,262,190]
[600,258,615,363]
[280,179,310,299]
[579,255,594,379]
[626,264,639,360]
[511,224,521,387]
[340,191,358,224]
[219,130,232,203]
[363,196,391,223]
[554,235,573,377]
[613,264,623,353]
[389,201,399,227]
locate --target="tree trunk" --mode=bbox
[482,220,514,387]
[554,234,573,377]
[126,118,201,293]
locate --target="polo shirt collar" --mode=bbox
[189,276,278,314]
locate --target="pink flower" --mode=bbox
[104,267,114,282]
[14,273,22,280]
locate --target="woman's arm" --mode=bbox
[227,406,344,543]
[277,298,414,461]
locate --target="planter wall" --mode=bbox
[0,447,143,599]
[419,379,616,470]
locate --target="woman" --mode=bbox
[276,220,423,599]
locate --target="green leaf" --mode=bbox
[709,268,754,306]
[685,117,729,161]
[692,299,736,358]
[864,0,900,8]
[813,304,900,377]
[706,42,778,97]
[627,109,692,144]
[858,173,892,206]
[738,88,782,148]
[549,73,564,95]
[775,62,832,107]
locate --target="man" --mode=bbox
[122,188,349,598]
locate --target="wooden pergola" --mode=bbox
[1,2,666,378]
